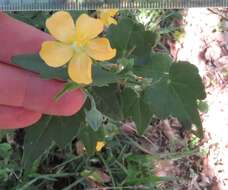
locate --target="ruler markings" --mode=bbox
[1,0,228,10]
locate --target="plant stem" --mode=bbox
[20,173,77,190]
[62,177,85,190]
[98,153,117,188]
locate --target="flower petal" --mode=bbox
[99,9,118,17]
[96,141,106,152]
[68,53,93,84]
[86,38,116,61]
[75,14,104,44]
[106,9,118,17]
[46,11,75,43]
[107,17,117,26]
[98,9,118,26]
[40,41,73,68]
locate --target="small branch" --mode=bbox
[208,8,228,21]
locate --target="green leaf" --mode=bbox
[55,82,80,101]
[107,18,135,58]
[0,143,12,159]
[128,30,159,57]
[198,100,209,113]
[85,107,104,131]
[78,125,105,155]
[12,54,68,80]
[85,91,105,131]
[92,85,122,121]
[139,55,206,137]
[134,53,172,79]
[118,58,134,74]
[22,112,83,170]
[107,18,159,58]
[121,88,152,134]
[92,64,122,87]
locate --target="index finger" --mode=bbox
[0,12,51,64]
[0,13,85,115]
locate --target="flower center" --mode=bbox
[71,41,86,54]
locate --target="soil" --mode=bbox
[125,8,228,190]
[173,8,228,190]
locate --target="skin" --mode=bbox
[0,13,86,129]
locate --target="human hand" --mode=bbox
[0,13,85,129]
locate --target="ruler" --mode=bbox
[0,0,228,11]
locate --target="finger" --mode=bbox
[0,105,42,129]
[0,12,51,64]
[0,13,86,116]
[0,63,85,116]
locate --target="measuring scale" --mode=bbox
[0,0,228,11]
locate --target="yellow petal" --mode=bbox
[68,53,93,84]
[100,9,118,17]
[96,141,106,152]
[107,17,117,26]
[101,17,117,27]
[75,14,104,44]
[86,38,116,61]
[46,11,75,43]
[108,9,118,17]
[40,41,73,68]
[98,9,118,26]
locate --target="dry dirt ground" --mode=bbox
[174,8,228,190]
[123,8,228,190]
[132,8,228,190]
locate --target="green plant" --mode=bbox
[1,10,206,189]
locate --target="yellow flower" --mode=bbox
[96,141,106,152]
[97,9,118,27]
[39,11,116,84]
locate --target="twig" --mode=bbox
[20,173,78,190]
[62,177,85,190]
[98,153,117,188]
[208,8,228,21]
